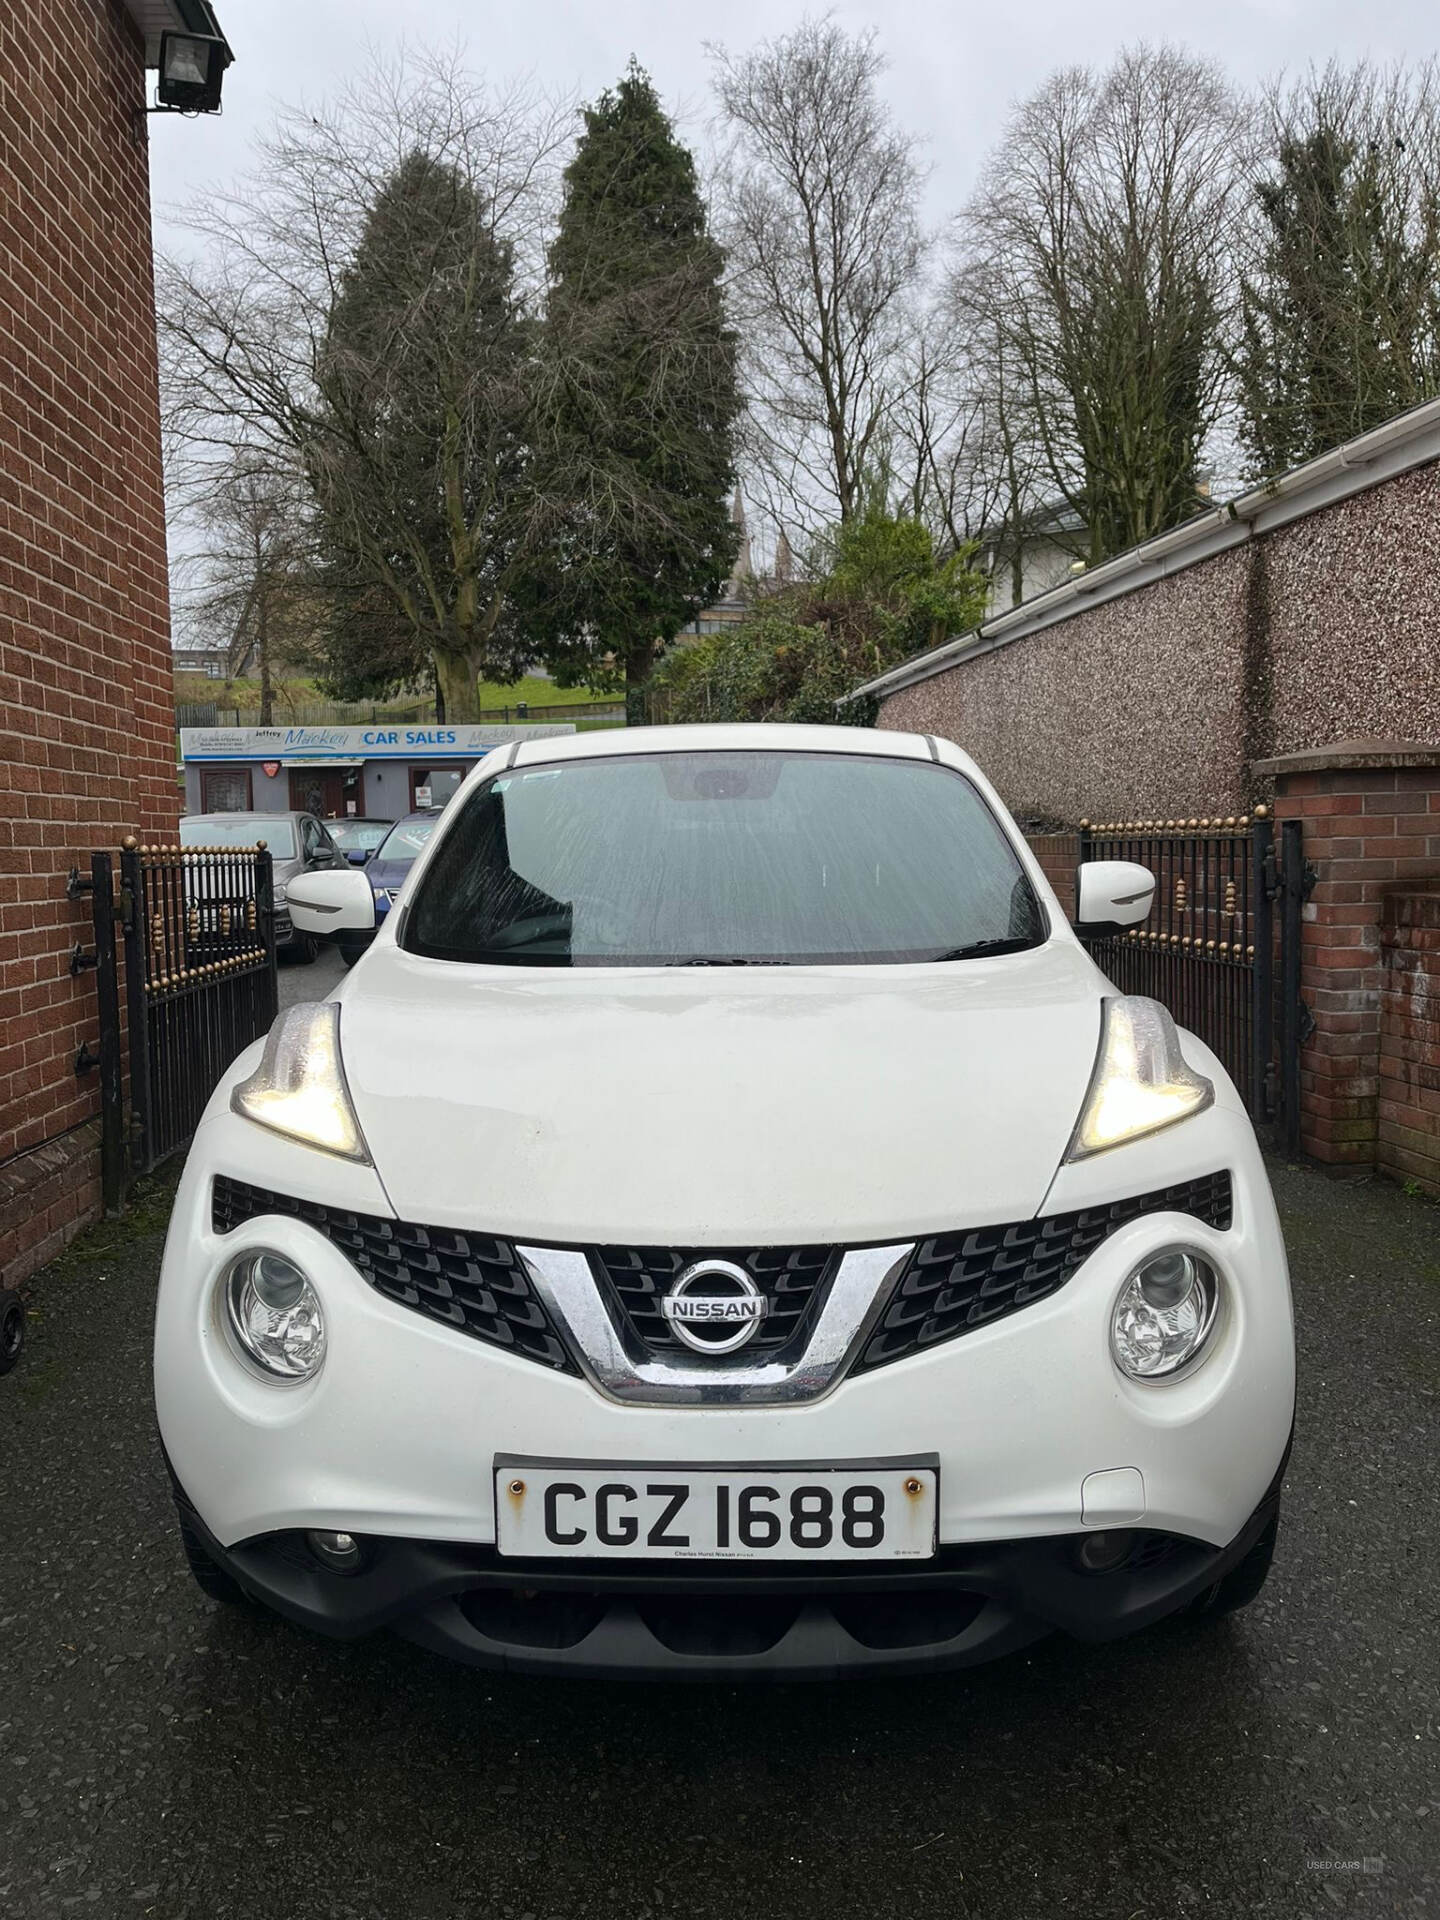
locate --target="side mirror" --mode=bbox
[347,849,369,866]
[287,866,376,934]
[1076,860,1156,933]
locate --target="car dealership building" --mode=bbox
[180,722,578,819]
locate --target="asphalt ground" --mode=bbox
[276,937,347,1012]
[0,1156,1436,1918]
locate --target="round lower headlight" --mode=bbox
[224,1250,325,1380]
[1111,1248,1220,1381]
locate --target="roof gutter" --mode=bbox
[846,395,1440,704]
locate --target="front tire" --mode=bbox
[1190,1513,1278,1618]
[289,931,319,966]
[337,933,374,970]
[0,1290,24,1375]
[177,1508,252,1607]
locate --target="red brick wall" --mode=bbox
[1026,832,1080,915]
[1378,891,1440,1195]
[1266,751,1440,1170]
[0,0,178,1279]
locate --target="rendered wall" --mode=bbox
[879,462,1440,825]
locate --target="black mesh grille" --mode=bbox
[855,1170,1233,1373]
[212,1170,1231,1382]
[211,1176,578,1374]
[594,1244,835,1354]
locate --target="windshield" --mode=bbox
[331,819,392,853]
[181,818,296,858]
[376,817,439,864]
[405,751,1045,967]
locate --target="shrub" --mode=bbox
[648,508,985,726]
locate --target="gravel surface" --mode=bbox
[0,1162,1436,1918]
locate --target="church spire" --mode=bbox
[728,486,752,591]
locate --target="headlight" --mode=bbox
[224,1249,326,1379]
[232,1003,371,1162]
[273,882,288,904]
[1111,1248,1220,1380]
[1067,996,1213,1159]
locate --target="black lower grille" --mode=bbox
[855,1170,1233,1372]
[594,1243,835,1354]
[211,1176,578,1374]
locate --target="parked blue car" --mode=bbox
[336,812,441,967]
[328,817,394,867]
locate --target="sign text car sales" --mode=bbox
[179,722,575,763]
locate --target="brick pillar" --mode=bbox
[1378,892,1440,1195]
[1255,740,1440,1169]
[1025,831,1081,910]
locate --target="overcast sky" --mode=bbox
[148,0,1439,245]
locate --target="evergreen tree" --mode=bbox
[535,64,741,721]
[1240,128,1378,475]
[1239,71,1440,478]
[311,150,535,720]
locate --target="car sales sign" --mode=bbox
[180,722,576,763]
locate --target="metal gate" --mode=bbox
[1076,811,1311,1148]
[75,836,278,1210]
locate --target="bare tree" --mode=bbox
[711,20,927,533]
[882,290,1060,615]
[961,46,1250,565]
[171,451,318,723]
[160,51,572,721]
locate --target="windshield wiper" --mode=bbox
[930,937,1038,962]
[662,955,777,967]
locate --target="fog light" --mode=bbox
[306,1529,365,1574]
[1111,1248,1220,1380]
[224,1250,325,1380]
[1075,1529,1137,1573]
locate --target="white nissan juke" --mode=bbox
[154,724,1295,1679]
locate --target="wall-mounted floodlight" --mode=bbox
[155,31,230,114]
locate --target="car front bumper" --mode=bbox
[155,1095,1295,1678]
[169,1450,1285,1679]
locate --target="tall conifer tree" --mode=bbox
[313,150,535,718]
[537,64,741,719]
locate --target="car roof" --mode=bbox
[185,810,309,824]
[508,721,936,769]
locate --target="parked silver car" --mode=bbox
[179,811,344,963]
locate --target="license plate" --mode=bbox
[494,1459,937,1561]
